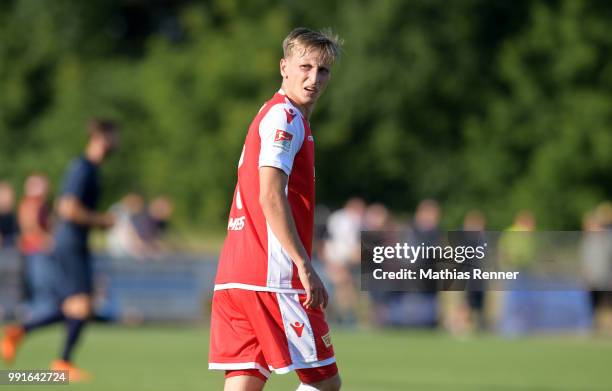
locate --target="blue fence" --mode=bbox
[0,250,595,333]
[0,250,218,323]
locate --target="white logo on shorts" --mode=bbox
[321,332,332,348]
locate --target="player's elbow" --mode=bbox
[259,191,273,212]
[259,189,283,215]
[58,197,79,222]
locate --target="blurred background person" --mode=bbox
[1,119,118,380]
[363,203,393,232]
[406,198,444,292]
[499,210,536,269]
[362,203,399,326]
[107,193,154,259]
[445,209,488,335]
[148,195,174,241]
[311,204,332,297]
[0,181,19,322]
[17,173,54,318]
[143,195,175,254]
[312,204,331,264]
[498,210,538,336]
[401,199,443,328]
[108,193,175,260]
[463,209,488,332]
[581,203,612,334]
[323,197,365,326]
[413,199,442,244]
[0,181,19,249]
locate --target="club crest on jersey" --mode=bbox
[284,108,297,124]
[290,321,305,337]
[274,129,293,152]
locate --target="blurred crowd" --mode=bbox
[312,197,612,335]
[0,176,174,320]
[0,178,174,258]
[106,193,174,259]
[2,175,612,334]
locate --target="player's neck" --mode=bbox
[297,104,314,120]
[280,89,314,120]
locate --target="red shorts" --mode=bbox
[208,289,337,382]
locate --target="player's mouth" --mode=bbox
[304,86,318,96]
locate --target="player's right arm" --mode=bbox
[257,103,328,309]
[259,166,328,309]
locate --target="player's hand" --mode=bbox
[297,262,329,310]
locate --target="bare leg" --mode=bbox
[224,375,266,391]
[297,374,341,391]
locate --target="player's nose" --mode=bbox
[307,68,320,84]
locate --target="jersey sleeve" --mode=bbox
[258,104,305,176]
[61,159,88,200]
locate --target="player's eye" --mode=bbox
[300,64,312,70]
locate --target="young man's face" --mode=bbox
[93,131,119,160]
[280,45,332,111]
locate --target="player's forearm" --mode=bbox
[260,190,310,269]
[58,197,108,228]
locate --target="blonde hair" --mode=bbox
[282,27,343,64]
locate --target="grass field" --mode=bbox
[4,325,612,390]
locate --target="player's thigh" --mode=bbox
[242,291,336,371]
[308,373,341,391]
[296,363,340,390]
[224,371,266,391]
[53,249,93,306]
[210,290,267,370]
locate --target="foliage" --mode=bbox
[1,0,610,229]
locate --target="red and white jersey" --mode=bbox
[214,90,315,293]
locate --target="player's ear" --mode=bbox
[280,58,288,79]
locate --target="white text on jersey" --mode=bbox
[228,216,246,231]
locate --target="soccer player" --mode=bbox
[208,28,343,391]
[1,119,118,381]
